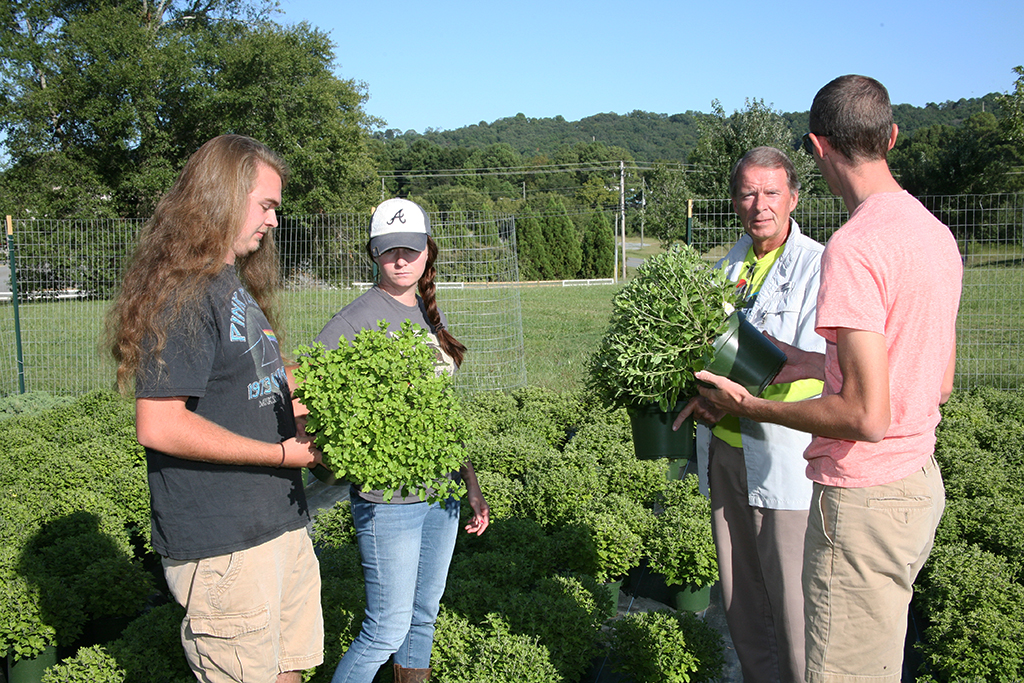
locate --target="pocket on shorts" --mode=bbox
[183,603,275,681]
[188,604,271,639]
[866,494,933,525]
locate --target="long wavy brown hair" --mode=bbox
[105,134,289,394]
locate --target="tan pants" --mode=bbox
[804,456,944,683]
[709,436,808,683]
[163,527,324,683]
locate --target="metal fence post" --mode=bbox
[6,216,26,393]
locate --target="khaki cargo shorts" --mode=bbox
[803,456,944,683]
[163,527,324,683]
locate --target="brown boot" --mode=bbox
[393,662,431,683]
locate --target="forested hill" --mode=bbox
[382,93,1005,163]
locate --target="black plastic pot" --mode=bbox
[705,311,787,396]
[627,403,695,461]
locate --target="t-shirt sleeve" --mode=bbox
[314,314,359,351]
[815,232,887,341]
[136,309,217,399]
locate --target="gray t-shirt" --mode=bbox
[137,268,309,560]
[314,286,455,504]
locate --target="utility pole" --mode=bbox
[620,160,626,280]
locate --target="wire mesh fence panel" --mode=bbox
[925,194,1024,390]
[1,195,1022,396]
[277,211,527,394]
[1,218,142,396]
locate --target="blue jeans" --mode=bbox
[331,493,460,682]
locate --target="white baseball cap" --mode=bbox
[369,198,431,257]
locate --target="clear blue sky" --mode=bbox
[277,0,1023,134]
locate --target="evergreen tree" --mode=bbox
[515,206,551,281]
[579,211,615,278]
[540,196,582,279]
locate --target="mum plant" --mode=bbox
[588,244,740,411]
[293,320,468,503]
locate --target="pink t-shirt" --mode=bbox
[804,191,962,487]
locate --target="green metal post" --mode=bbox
[6,216,26,394]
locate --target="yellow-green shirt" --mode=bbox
[713,244,824,447]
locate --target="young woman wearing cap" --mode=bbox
[314,198,489,683]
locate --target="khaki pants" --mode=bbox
[709,436,809,683]
[163,527,324,683]
[804,456,944,683]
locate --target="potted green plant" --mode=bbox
[588,244,736,461]
[644,475,719,612]
[293,320,468,504]
[588,244,785,461]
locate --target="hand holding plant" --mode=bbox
[588,244,740,411]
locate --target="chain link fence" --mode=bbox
[2,194,1022,396]
[1,211,526,396]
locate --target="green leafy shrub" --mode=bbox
[0,392,73,420]
[609,609,725,683]
[313,544,367,683]
[106,602,193,683]
[915,387,1024,682]
[431,609,560,683]
[294,321,468,503]
[0,391,150,661]
[646,475,719,588]
[311,500,357,549]
[500,574,613,682]
[41,644,125,683]
[588,244,740,410]
[915,543,1024,682]
[470,470,524,521]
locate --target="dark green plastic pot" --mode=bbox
[627,403,695,461]
[706,311,787,396]
[8,646,57,683]
[672,582,712,612]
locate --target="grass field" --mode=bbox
[1,246,1021,396]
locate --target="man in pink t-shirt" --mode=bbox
[687,75,961,683]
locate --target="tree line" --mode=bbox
[1,0,1022,281]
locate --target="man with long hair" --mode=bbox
[687,76,961,681]
[106,134,324,683]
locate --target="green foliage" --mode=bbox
[294,321,468,503]
[997,65,1024,145]
[588,244,740,410]
[913,387,1024,682]
[314,544,368,682]
[0,391,151,660]
[0,0,379,220]
[501,574,613,681]
[688,98,822,199]
[106,602,194,683]
[609,610,725,683]
[915,543,1024,682]
[0,392,74,420]
[310,500,357,549]
[516,204,554,280]
[891,112,1024,197]
[41,644,125,683]
[431,609,560,683]
[643,162,693,249]
[578,210,615,278]
[539,196,583,279]
[646,476,719,588]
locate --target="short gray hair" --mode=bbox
[729,146,801,198]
